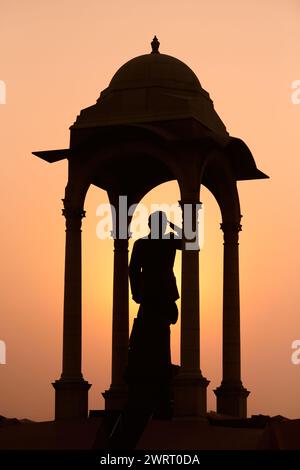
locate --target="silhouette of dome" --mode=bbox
[109,53,202,93]
[71,38,227,135]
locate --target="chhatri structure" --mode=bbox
[33,37,268,420]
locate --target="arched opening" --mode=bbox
[78,146,180,413]
[128,180,182,369]
[81,185,113,413]
[200,149,250,417]
[199,185,223,413]
[80,178,183,413]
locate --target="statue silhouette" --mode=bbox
[94,211,183,450]
[126,211,182,419]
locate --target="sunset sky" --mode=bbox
[0,0,300,421]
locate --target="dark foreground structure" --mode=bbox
[1,414,300,451]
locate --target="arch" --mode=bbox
[65,132,183,214]
[127,180,182,367]
[200,148,249,417]
[56,137,250,419]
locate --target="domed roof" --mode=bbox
[35,37,269,183]
[71,37,227,136]
[109,52,202,93]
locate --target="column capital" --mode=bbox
[220,220,242,233]
[178,200,202,251]
[113,237,129,252]
[62,199,85,231]
[178,199,202,209]
[220,217,242,243]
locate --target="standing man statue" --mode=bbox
[126,210,182,418]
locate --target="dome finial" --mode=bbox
[151,36,160,54]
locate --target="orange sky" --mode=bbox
[0,0,300,421]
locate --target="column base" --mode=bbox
[102,385,128,411]
[52,379,91,420]
[173,371,210,417]
[214,382,250,418]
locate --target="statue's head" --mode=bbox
[148,211,167,238]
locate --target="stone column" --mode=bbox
[174,197,209,417]
[214,219,249,417]
[103,214,129,410]
[53,199,91,420]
